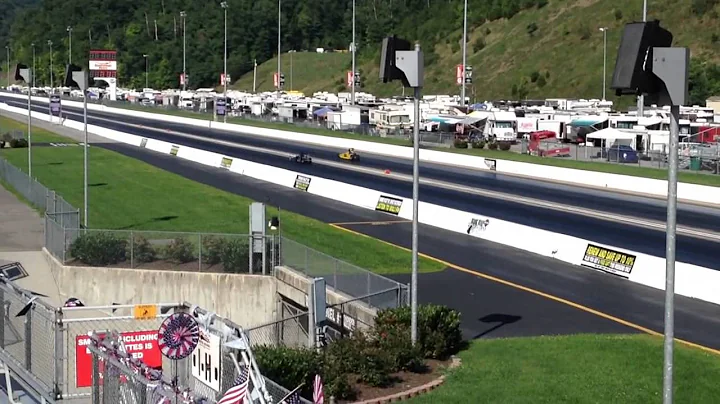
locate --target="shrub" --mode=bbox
[325,373,356,401]
[69,232,127,266]
[498,141,512,151]
[10,138,28,148]
[472,38,486,53]
[255,346,323,399]
[526,22,538,37]
[164,237,195,263]
[357,346,394,387]
[453,139,469,148]
[201,235,226,265]
[376,325,425,372]
[220,238,250,273]
[537,75,547,88]
[130,235,156,264]
[471,139,486,149]
[529,70,540,83]
[614,9,623,20]
[375,304,463,360]
[537,0,549,8]
[488,141,499,150]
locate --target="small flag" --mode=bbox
[218,365,250,404]
[286,391,301,404]
[313,374,324,404]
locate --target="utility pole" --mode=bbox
[277,0,282,101]
[31,43,36,89]
[47,40,53,92]
[67,26,73,64]
[253,59,257,93]
[351,0,356,105]
[4,46,9,89]
[460,0,468,106]
[143,54,149,88]
[638,0,647,118]
[599,27,608,100]
[222,1,229,123]
[181,11,187,91]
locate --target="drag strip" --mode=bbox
[7,99,720,270]
[94,140,720,350]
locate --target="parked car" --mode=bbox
[601,144,639,163]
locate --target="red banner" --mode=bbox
[347,71,354,88]
[455,65,464,85]
[75,330,162,388]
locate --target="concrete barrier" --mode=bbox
[43,248,277,327]
[7,103,719,308]
[3,92,720,205]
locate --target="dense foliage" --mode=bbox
[255,303,463,401]
[1,0,546,90]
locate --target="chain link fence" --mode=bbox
[280,237,409,310]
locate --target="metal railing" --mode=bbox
[280,237,409,310]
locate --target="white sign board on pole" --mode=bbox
[191,329,222,392]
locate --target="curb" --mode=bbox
[350,356,462,404]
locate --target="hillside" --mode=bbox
[235,0,720,105]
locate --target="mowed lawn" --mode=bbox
[0,141,443,275]
[408,334,720,404]
[0,115,73,143]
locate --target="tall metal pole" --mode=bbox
[600,28,608,100]
[27,70,32,181]
[67,26,73,64]
[31,43,36,89]
[48,41,53,92]
[277,0,281,100]
[351,0,356,105]
[222,1,228,123]
[290,51,293,91]
[5,46,9,89]
[253,59,257,93]
[662,104,679,404]
[143,54,148,88]
[460,0,468,106]
[83,82,88,228]
[181,11,187,92]
[410,42,421,346]
[638,1,647,118]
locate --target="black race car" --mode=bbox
[291,152,313,164]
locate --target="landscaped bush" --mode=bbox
[488,141,499,150]
[471,139,486,149]
[498,141,512,151]
[255,346,323,399]
[69,232,127,266]
[164,237,195,263]
[130,235,156,264]
[375,304,463,359]
[201,235,226,265]
[357,346,394,387]
[453,139,469,148]
[220,238,250,273]
[9,138,28,148]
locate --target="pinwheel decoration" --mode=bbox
[157,313,200,360]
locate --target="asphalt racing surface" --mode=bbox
[88,139,720,350]
[5,97,720,270]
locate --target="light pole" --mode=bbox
[351,0,356,105]
[277,0,282,101]
[31,43,36,89]
[67,26,73,64]
[638,0,647,118]
[599,27,608,100]
[180,11,187,91]
[143,54,149,88]
[253,58,257,93]
[47,40,53,92]
[221,1,228,123]
[460,0,468,106]
[4,46,9,89]
[289,50,294,90]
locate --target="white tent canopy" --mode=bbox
[586,127,637,148]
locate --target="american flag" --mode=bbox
[218,365,250,404]
[285,391,301,404]
[313,374,324,404]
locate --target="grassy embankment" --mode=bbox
[0,116,443,274]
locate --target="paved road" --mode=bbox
[4,98,720,270]
[97,141,720,350]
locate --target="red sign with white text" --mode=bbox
[347,71,354,87]
[455,65,464,85]
[75,330,162,388]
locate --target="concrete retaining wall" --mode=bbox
[43,248,277,327]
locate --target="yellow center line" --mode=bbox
[328,223,720,356]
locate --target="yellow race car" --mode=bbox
[338,149,361,162]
